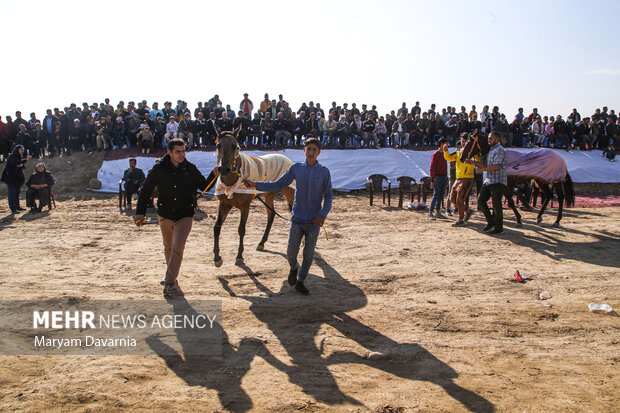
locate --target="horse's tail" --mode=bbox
[563,172,575,207]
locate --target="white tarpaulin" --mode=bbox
[96,148,620,193]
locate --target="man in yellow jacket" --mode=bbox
[444,134,476,226]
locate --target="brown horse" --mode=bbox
[213,128,295,266]
[461,132,574,227]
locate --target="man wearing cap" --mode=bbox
[240,93,253,118]
[243,137,333,295]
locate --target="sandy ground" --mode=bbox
[0,192,618,412]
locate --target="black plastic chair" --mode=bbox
[367,174,391,206]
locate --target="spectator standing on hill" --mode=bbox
[260,94,271,115]
[240,93,253,118]
[2,145,31,214]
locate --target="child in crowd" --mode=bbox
[602,144,616,162]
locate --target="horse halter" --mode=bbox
[216,133,241,176]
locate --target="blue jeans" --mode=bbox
[429,175,447,213]
[287,221,321,283]
[7,184,20,212]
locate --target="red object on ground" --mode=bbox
[514,270,524,283]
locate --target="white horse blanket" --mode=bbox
[214,153,294,198]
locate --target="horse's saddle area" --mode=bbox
[215,153,295,198]
[506,149,567,183]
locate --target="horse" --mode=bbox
[213,127,295,266]
[460,132,575,227]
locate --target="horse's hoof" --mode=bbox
[235,258,244,266]
[214,258,223,267]
[516,221,522,227]
[256,244,264,251]
[536,217,542,224]
[552,222,560,228]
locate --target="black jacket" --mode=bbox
[1,150,27,186]
[215,117,233,132]
[136,154,216,221]
[26,169,56,188]
[232,116,250,132]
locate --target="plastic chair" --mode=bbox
[396,176,418,208]
[418,177,432,203]
[367,174,391,206]
[48,186,56,210]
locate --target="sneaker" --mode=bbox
[427,213,436,221]
[451,220,465,227]
[288,267,298,286]
[446,209,453,216]
[16,206,26,211]
[163,283,182,297]
[482,224,494,232]
[407,203,416,210]
[489,228,504,235]
[464,210,473,222]
[294,281,309,295]
[436,212,446,219]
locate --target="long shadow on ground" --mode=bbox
[148,253,494,412]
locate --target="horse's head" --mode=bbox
[216,126,242,177]
[459,130,490,162]
[459,133,478,162]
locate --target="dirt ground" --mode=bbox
[0,192,618,412]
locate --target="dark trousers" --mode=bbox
[478,183,505,230]
[124,181,140,205]
[7,184,21,212]
[26,187,50,208]
[515,186,532,207]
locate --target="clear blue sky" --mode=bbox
[1,0,619,120]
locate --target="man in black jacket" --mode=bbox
[135,139,218,297]
[215,112,233,132]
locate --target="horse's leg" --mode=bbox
[213,202,233,267]
[536,182,553,224]
[504,187,522,226]
[235,201,250,265]
[282,186,295,212]
[552,182,565,228]
[257,193,276,251]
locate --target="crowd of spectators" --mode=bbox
[0,93,618,161]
